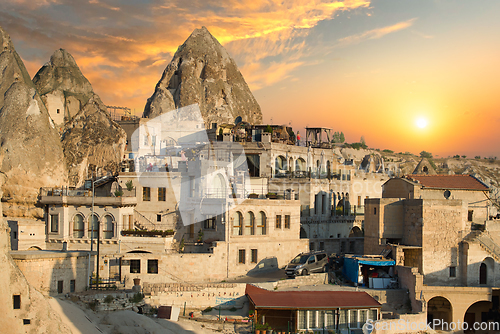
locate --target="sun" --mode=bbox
[416,118,428,129]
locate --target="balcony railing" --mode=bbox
[40,187,136,197]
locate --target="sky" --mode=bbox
[2,0,500,158]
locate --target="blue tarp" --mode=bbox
[342,257,395,284]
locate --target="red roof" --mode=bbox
[407,174,489,191]
[245,284,381,309]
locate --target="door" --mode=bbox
[480,263,487,285]
[57,280,64,294]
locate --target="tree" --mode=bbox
[332,131,345,143]
[453,155,460,159]
[475,156,481,159]
[265,125,272,133]
[461,155,467,159]
[420,151,433,159]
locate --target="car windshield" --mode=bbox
[290,255,309,264]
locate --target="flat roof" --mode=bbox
[10,250,93,260]
[245,284,381,309]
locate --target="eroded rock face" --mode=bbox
[33,49,126,186]
[0,26,66,218]
[144,26,262,127]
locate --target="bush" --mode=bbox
[88,299,99,311]
[202,306,213,313]
[114,189,124,197]
[129,293,144,304]
[104,295,114,304]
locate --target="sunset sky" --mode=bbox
[2,0,500,158]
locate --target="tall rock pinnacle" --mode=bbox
[33,49,127,186]
[0,26,66,218]
[143,26,263,127]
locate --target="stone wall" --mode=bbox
[12,251,91,295]
[396,266,423,313]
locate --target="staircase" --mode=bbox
[133,209,158,230]
[465,230,500,261]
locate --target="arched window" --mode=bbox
[275,156,286,173]
[103,215,114,239]
[295,158,306,172]
[232,212,242,236]
[213,173,227,198]
[88,214,99,239]
[256,211,266,235]
[73,214,84,238]
[245,211,255,235]
[480,263,487,285]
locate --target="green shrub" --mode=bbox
[129,293,144,303]
[104,295,114,304]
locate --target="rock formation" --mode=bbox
[0,26,66,218]
[143,26,262,127]
[33,49,127,186]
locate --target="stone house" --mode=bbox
[364,174,500,327]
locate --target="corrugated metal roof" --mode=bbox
[245,284,381,309]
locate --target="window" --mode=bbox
[158,187,166,201]
[123,214,134,230]
[157,214,161,222]
[449,266,456,277]
[369,309,378,321]
[50,214,59,233]
[358,196,361,206]
[238,249,245,264]
[339,309,348,329]
[232,212,242,235]
[319,242,324,250]
[326,310,335,329]
[298,310,306,330]
[103,215,114,239]
[70,280,75,293]
[88,214,98,239]
[251,249,258,263]
[256,212,266,235]
[56,108,60,114]
[245,212,255,235]
[350,309,358,328]
[147,259,158,274]
[13,295,21,309]
[57,280,63,294]
[204,217,216,229]
[130,259,141,273]
[468,210,474,222]
[374,207,377,215]
[246,154,260,177]
[284,215,290,229]
[142,187,151,201]
[275,215,282,229]
[73,214,84,238]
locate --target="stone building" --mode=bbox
[364,174,500,327]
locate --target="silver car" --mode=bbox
[285,251,329,277]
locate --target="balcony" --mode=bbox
[39,187,137,207]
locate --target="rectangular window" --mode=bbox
[326,310,335,329]
[130,259,141,273]
[70,280,75,293]
[468,210,473,222]
[50,214,59,233]
[449,266,456,277]
[57,280,63,294]
[142,187,151,201]
[13,295,21,309]
[238,249,245,264]
[147,259,158,274]
[370,309,378,321]
[339,309,348,329]
[284,215,290,229]
[158,187,166,201]
[359,310,367,327]
[309,310,318,328]
[204,217,216,229]
[374,207,377,215]
[275,215,282,229]
[251,249,258,263]
[298,310,306,330]
[350,309,358,328]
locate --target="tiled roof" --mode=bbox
[245,284,381,309]
[406,174,489,191]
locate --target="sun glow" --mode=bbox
[416,118,428,129]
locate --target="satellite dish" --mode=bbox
[444,190,451,199]
[234,116,242,125]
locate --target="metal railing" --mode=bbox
[40,187,136,197]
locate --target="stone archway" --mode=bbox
[427,296,452,328]
[464,301,493,331]
[349,226,363,238]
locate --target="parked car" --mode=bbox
[285,251,329,277]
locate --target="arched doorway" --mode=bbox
[427,296,452,328]
[213,173,227,198]
[464,301,493,331]
[300,227,308,239]
[349,226,363,238]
